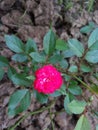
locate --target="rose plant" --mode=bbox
[0,22,98,130]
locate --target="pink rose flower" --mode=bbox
[34,65,63,94]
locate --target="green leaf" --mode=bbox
[80,64,92,72]
[11,73,32,86]
[26,75,35,81]
[5,35,24,53]
[58,84,66,95]
[68,100,87,114]
[49,91,61,97]
[25,38,37,53]
[94,111,98,118]
[80,26,93,34]
[62,49,75,58]
[64,93,75,114]
[49,54,63,64]
[74,115,91,130]
[50,84,66,97]
[96,124,98,130]
[59,60,68,69]
[68,85,82,95]
[56,39,68,50]
[0,56,9,67]
[80,22,95,34]
[0,68,4,80]
[89,40,98,50]
[85,50,98,63]
[64,74,71,81]
[12,54,28,62]
[89,21,95,27]
[43,29,56,55]
[8,89,31,116]
[64,94,71,114]
[68,39,84,57]
[68,65,78,72]
[88,28,98,48]
[30,52,46,63]
[7,67,17,79]
[34,90,48,104]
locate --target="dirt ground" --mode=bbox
[0,0,98,130]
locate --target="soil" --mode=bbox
[0,0,98,130]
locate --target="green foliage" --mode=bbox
[49,53,63,64]
[56,39,68,50]
[80,64,92,72]
[11,73,32,87]
[5,35,24,53]
[68,39,84,57]
[50,84,66,97]
[68,100,87,114]
[96,124,98,130]
[0,56,9,67]
[7,67,17,79]
[64,94,72,114]
[49,91,61,97]
[80,22,95,34]
[1,26,98,129]
[59,59,68,69]
[89,40,98,50]
[25,38,38,53]
[64,93,75,114]
[88,28,98,48]
[8,89,31,116]
[85,50,98,63]
[30,52,46,63]
[68,81,82,95]
[34,90,48,104]
[12,54,28,62]
[58,84,67,95]
[43,29,56,55]
[74,115,91,130]
[0,68,4,80]
[62,49,75,58]
[68,65,78,72]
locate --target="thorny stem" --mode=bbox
[9,101,55,130]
